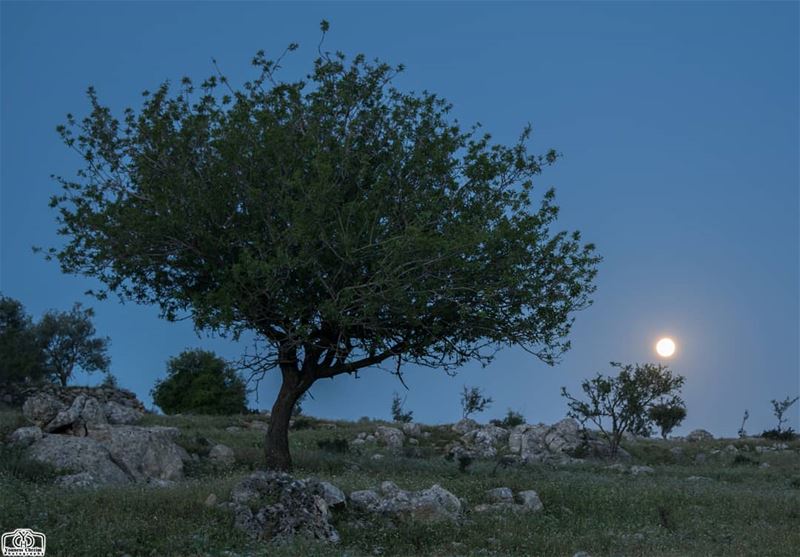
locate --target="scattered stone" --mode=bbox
[515,490,544,512]
[408,438,419,446]
[686,429,714,442]
[724,444,739,454]
[246,420,270,431]
[371,454,384,461]
[208,444,236,468]
[227,471,340,544]
[486,487,514,504]
[351,438,366,447]
[374,426,405,450]
[7,426,43,447]
[349,483,461,522]
[759,462,771,469]
[365,434,376,443]
[630,465,655,475]
[315,481,346,509]
[205,493,218,507]
[401,422,422,438]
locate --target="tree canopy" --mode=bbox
[0,295,47,385]
[152,349,248,415]
[51,23,600,469]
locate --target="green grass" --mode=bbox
[1,408,798,556]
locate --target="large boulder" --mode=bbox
[6,426,43,447]
[226,471,340,544]
[22,393,65,428]
[348,482,461,522]
[86,425,185,482]
[104,400,143,425]
[28,434,132,485]
[506,419,587,462]
[374,426,405,450]
[401,422,422,438]
[461,424,509,458]
[208,443,235,469]
[452,418,479,434]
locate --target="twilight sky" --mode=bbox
[1,1,797,436]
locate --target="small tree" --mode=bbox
[648,402,687,439]
[738,409,749,438]
[498,409,525,428]
[0,295,47,385]
[771,396,799,434]
[37,303,110,386]
[460,385,493,419]
[561,362,685,457]
[152,349,248,415]
[390,392,413,423]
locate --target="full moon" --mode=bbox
[656,337,676,357]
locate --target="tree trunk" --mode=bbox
[264,367,310,471]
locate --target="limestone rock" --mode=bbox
[452,418,479,434]
[208,444,236,468]
[28,434,131,485]
[104,401,143,425]
[23,393,66,428]
[86,425,185,482]
[401,422,422,438]
[515,490,543,512]
[374,426,405,450]
[486,487,514,504]
[686,429,714,442]
[349,482,461,522]
[7,426,43,447]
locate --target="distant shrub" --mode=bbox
[648,403,687,439]
[390,392,413,423]
[761,428,796,441]
[769,396,799,435]
[498,409,525,428]
[738,409,750,438]
[316,438,349,453]
[151,349,247,415]
[732,454,759,466]
[457,453,473,473]
[100,373,119,388]
[291,416,315,430]
[460,385,492,419]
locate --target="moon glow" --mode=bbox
[656,337,676,357]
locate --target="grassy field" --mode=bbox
[1,408,798,557]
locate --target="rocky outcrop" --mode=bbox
[348,481,461,522]
[686,429,714,442]
[374,426,405,450]
[28,435,132,485]
[23,392,142,433]
[225,471,340,544]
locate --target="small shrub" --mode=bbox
[316,438,349,453]
[738,409,749,438]
[291,416,315,430]
[732,454,759,466]
[390,392,413,423]
[498,409,525,428]
[457,453,473,473]
[761,428,796,441]
[770,396,799,434]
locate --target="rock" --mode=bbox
[208,444,236,468]
[357,432,367,440]
[227,471,340,544]
[486,487,514,504]
[452,418,479,434]
[515,490,544,512]
[350,483,461,522]
[28,435,131,485]
[724,444,739,454]
[507,419,585,462]
[686,476,712,482]
[205,493,218,507]
[408,438,419,446]
[401,423,422,438]
[573,552,592,557]
[365,434,376,443]
[759,462,771,469]
[351,438,366,447]
[22,393,65,428]
[7,426,43,447]
[461,425,509,458]
[44,394,88,433]
[630,465,655,475]
[80,396,108,426]
[606,463,627,472]
[670,446,684,457]
[246,420,269,431]
[349,489,381,512]
[686,429,714,442]
[694,452,707,464]
[315,481,346,509]
[104,400,143,425]
[86,425,185,482]
[374,426,405,450]
[371,454,384,461]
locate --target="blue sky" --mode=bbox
[1,1,797,436]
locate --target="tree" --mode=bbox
[0,295,47,385]
[460,385,493,419]
[390,392,413,423]
[152,349,248,415]
[37,303,110,387]
[49,23,600,470]
[561,362,685,457]
[770,396,799,434]
[648,402,687,439]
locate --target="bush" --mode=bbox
[151,349,248,415]
[761,428,796,441]
[498,409,525,428]
[648,403,687,439]
[0,295,47,385]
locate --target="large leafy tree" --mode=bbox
[37,303,111,386]
[152,349,248,415]
[0,295,47,385]
[49,24,600,470]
